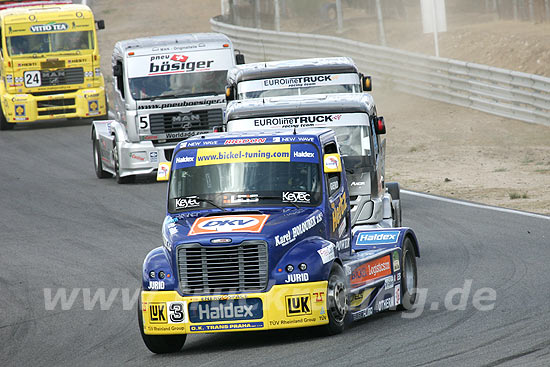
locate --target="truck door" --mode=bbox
[113,58,126,124]
[324,142,351,254]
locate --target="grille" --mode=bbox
[38,108,76,116]
[149,109,223,135]
[177,241,268,293]
[40,67,84,86]
[37,98,75,108]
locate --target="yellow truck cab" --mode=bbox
[0,1,106,129]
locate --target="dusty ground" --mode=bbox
[92,0,550,215]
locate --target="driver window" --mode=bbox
[115,60,125,99]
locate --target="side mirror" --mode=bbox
[157,162,171,181]
[225,85,235,101]
[374,116,386,135]
[235,53,245,65]
[113,64,122,77]
[361,74,372,91]
[96,20,105,30]
[323,153,342,173]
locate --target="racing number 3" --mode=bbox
[24,71,41,87]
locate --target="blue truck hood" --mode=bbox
[163,207,325,260]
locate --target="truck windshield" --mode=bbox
[7,31,93,56]
[239,84,360,99]
[168,146,322,212]
[129,70,227,100]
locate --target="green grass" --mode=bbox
[509,192,528,199]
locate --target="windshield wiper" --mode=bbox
[256,195,300,209]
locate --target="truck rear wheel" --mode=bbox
[93,134,110,179]
[0,108,14,130]
[137,294,186,354]
[398,238,418,310]
[322,263,348,335]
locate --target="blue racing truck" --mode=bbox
[138,129,420,353]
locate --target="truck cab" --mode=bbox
[0,1,106,129]
[225,57,371,102]
[225,94,401,229]
[91,33,244,183]
[138,129,419,354]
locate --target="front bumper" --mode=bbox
[141,281,329,335]
[3,87,106,123]
[117,141,176,177]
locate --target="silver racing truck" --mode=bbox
[226,93,402,229]
[224,57,371,101]
[92,33,244,183]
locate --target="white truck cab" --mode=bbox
[225,57,371,101]
[92,33,244,183]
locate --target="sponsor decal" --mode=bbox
[350,288,374,308]
[352,306,373,321]
[149,54,214,74]
[350,255,392,288]
[253,115,340,128]
[172,113,200,128]
[393,251,400,271]
[175,196,200,210]
[395,284,401,306]
[15,105,25,116]
[189,322,263,332]
[129,152,146,161]
[274,212,323,247]
[350,181,366,186]
[336,237,350,251]
[293,151,314,158]
[148,302,187,324]
[331,192,347,233]
[223,194,259,204]
[137,97,225,110]
[317,243,336,264]
[285,294,312,317]
[188,215,269,235]
[195,144,291,166]
[224,138,267,145]
[325,155,340,171]
[356,230,400,245]
[149,151,158,163]
[285,273,310,283]
[148,281,165,290]
[30,22,68,32]
[282,191,310,203]
[263,74,333,87]
[188,299,262,322]
[157,162,171,181]
[313,292,325,302]
[199,295,246,301]
[88,100,99,114]
[395,272,401,282]
[376,296,394,312]
[384,276,394,290]
[175,156,194,164]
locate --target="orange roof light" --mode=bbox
[223,44,229,48]
[128,52,135,56]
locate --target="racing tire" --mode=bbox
[387,182,402,227]
[398,238,418,310]
[93,134,110,179]
[322,262,348,335]
[113,139,135,184]
[0,108,14,130]
[137,294,186,354]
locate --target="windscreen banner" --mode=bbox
[238,73,359,94]
[127,49,234,78]
[228,112,370,131]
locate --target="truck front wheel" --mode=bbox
[0,108,14,130]
[322,263,348,335]
[398,238,418,310]
[137,294,186,354]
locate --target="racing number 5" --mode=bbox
[139,115,149,130]
[24,71,41,87]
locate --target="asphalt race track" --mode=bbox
[1,121,549,367]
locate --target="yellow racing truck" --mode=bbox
[0,1,106,130]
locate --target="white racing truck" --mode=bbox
[226,94,402,229]
[224,57,371,101]
[92,33,244,183]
